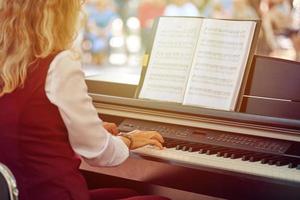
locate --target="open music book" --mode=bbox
[138,17,260,111]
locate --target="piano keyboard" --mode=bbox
[119,119,300,183]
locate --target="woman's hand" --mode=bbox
[103,122,119,135]
[119,130,164,150]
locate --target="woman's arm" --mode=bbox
[45,50,129,166]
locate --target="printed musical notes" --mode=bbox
[183,19,255,110]
[139,17,257,111]
[139,17,202,102]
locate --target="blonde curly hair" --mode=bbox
[0,0,82,96]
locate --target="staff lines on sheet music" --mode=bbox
[158,28,198,35]
[153,49,192,57]
[153,52,193,60]
[198,39,244,50]
[149,73,187,82]
[202,27,247,37]
[146,84,183,92]
[151,63,189,71]
[194,63,237,71]
[188,87,231,99]
[196,50,241,63]
[156,42,194,49]
[191,74,234,83]
[194,63,237,74]
[190,76,234,87]
[156,32,197,37]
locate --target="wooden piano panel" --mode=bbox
[242,98,300,119]
[80,155,300,200]
[241,56,300,119]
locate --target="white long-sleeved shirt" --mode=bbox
[45,50,129,166]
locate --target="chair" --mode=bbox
[0,163,19,200]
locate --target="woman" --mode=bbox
[0,1,166,200]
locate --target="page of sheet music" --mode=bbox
[139,17,202,103]
[183,19,255,110]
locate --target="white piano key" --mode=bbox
[132,146,300,183]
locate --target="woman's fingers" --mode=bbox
[148,131,164,143]
[125,130,165,150]
[103,122,119,135]
[147,139,164,149]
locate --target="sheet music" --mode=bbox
[183,19,255,110]
[139,17,202,103]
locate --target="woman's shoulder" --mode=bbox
[49,50,83,75]
[53,50,81,63]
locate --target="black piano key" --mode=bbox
[181,146,188,151]
[165,140,187,148]
[205,147,227,155]
[260,155,279,164]
[198,145,214,154]
[225,149,247,158]
[230,151,249,159]
[189,144,211,152]
[267,157,289,166]
[242,152,256,161]
[285,158,300,168]
[175,145,182,150]
[261,158,268,164]
[268,159,276,165]
[216,149,239,158]
[275,160,288,166]
[199,148,207,154]
[248,153,268,162]
[217,152,224,157]
[175,142,192,150]
[288,162,295,168]
[164,142,178,148]
[223,151,234,158]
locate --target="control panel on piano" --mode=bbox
[119,119,300,183]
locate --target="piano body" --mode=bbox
[82,56,300,199]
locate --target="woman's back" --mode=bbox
[0,55,89,200]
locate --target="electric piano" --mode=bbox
[82,55,300,199]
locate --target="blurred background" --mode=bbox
[78,0,300,72]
